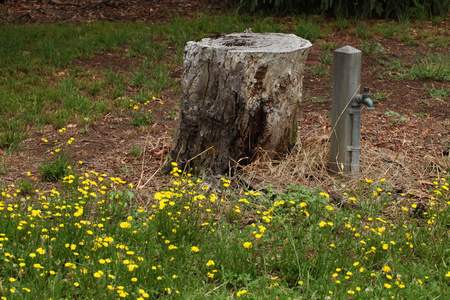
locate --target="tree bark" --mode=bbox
[170,33,311,175]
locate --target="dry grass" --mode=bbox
[238,126,448,198]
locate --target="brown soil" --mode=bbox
[0,1,449,202]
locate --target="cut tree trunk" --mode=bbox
[170,33,311,175]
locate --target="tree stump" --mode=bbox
[170,33,312,174]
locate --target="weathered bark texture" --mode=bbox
[170,33,312,174]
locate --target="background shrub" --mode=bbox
[232,0,449,19]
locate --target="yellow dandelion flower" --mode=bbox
[382,266,392,272]
[120,222,131,229]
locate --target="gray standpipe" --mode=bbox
[329,46,375,174]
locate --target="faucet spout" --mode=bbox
[361,97,375,111]
[355,86,375,111]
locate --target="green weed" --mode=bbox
[0,119,27,150]
[130,146,143,158]
[39,151,70,182]
[414,111,430,117]
[131,111,154,127]
[164,110,178,120]
[427,35,449,48]
[385,110,407,126]
[372,92,392,102]
[376,24,398,39]
[424,84,450,99]
[360,40,385,54]
[307,64,330,77]
[332,19,352,31]
[320,50,333,65]
[319,41,338,52]
[401,55,450,81]
[106,68,128,98]
[17,177,35,195]
[0,160,6,175]
[356,24,374,39]
[304,94,330,103]
[295,20,323,42]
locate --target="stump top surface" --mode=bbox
[192,33,312,53]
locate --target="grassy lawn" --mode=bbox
[0,163,449,299]
[0,13,449,299]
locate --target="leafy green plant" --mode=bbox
[307,64,330,77]
[304,94,331,103]
[385,110,407,126]
[332,19,352,31]
[377,24,398,38]
[106,68,128,98]
[294,21,323,42]
[319,41,338,52]
[0,160,6,175]
[130,146,143,158]
[427,35,450,48]
[131,111,154,127]
[17,177,35,195]
[360,40,385,54]
[414,111,430,117]
[356,24,374,39]
[0,119,27,150]
[320,50,333,65]
[164,110,178,120]
[424,84,450,99]
[372,91,393,102]
[403,55,450,81]
[39,151,70,182]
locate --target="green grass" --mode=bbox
[130,147,143,158]
[372,92,393,102]
[0,160,7,175]
[377,54,450,82]
[1,15,447,152]
[356,24,375,39]
[424,84,450,99]
[360,40,385,54]
[376,23,398,39]
[0,14,449,298]
[294,19,324,42]
[39,150,71,182]
[0,14,292,151]
[304,94,330,103]
[391,55,450,81]
[0,163,449,299]
[307,64,330,77]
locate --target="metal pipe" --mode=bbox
[349,86,374,174]
[349,102,362,173]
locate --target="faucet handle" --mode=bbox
[363,86,370,97]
